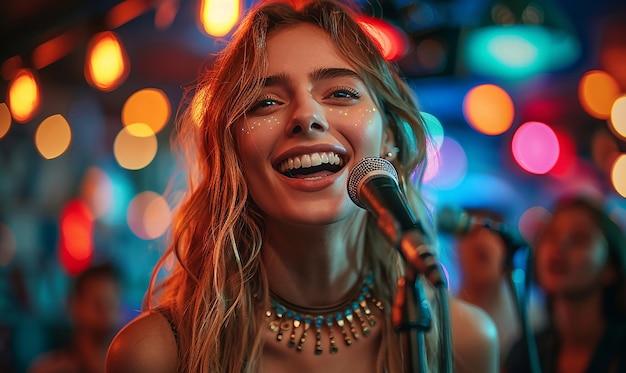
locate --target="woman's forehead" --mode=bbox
[264,24,353,72]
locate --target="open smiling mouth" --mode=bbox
[277,151,344,178]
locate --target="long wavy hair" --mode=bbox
[146,0,440,371]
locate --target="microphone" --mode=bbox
[436,205,528,249]
[347,157,423,241]
[348,157,443,286]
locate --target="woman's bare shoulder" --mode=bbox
[106,311,178,373]
[448,296,500,373]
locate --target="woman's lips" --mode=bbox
[276,164,347,192]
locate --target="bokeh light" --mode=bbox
[32,31,75,69]
[423,144,441,183]
[85,31,129,91]
[463,26,580,79]
[0,103,11,138]
[512,121,559,174]
[0,223,17,266]
[549,129,577,178]
[98,167,135,226]
[59,199,94,275]
[199,0,240,37]
[105,0,152,29]
[422,112,445,146]
[113,123,158,170]
[578,70,621,119]
[8,68,41,123]
[425,136,467,189]
[611,154,626,197]
[358,15,409,61]
[610,95,626,139]
[122,88,171,134]
[79,167,114,219]
[422,112,444,182]
[463,84,514,135]
[518,205,550,243]
[35,114,72,159]
[127,191,172,240]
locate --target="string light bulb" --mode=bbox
[84,31,130,91]
[198,0,241,37]
[7,68,41,123]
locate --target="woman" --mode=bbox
[504,196,626,373]
[106,1,497,372]
[454,209,545,366]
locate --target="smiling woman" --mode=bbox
[105,1,498,372]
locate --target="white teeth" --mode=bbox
[278,152,343,172]
[311,153,321,166]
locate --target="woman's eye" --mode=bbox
[257,99,276,108]
[329,87,360,99]
[250,97,279,112]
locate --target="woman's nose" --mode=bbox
[545,233,570,253]
[286,96,329,136]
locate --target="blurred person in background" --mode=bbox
[28,262,123,373]
[504,196,626,373]
[454,208,546,369]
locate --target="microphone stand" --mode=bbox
[502,240,542,373]
[392,267,431,373]
[392,229,453,373]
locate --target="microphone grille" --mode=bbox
[347,157,398,208]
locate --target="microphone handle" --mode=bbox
[359,175,423,244]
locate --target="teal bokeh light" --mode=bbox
[464,25,581,79]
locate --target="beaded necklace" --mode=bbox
[265,273,384,355]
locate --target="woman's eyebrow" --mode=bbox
[310,67,362,82]
[263,72,289,87]
[262,67,362,87]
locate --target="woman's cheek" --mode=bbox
[236,115,284,157]
[327,106,381,127]
[327,106,384,153]
[238,116,282,136]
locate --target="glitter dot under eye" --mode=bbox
[241,117,281,135]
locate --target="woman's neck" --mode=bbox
[261,213,368,306]
[552,291,606,347]
[458,278,512,310]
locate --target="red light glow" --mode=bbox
[59,199,94,275]
[357,16,409,61]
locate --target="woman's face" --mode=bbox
[457,225,507,286]
[235,23,387,226]
[535,207,612,298]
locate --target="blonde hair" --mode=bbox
[146,0,440,371]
